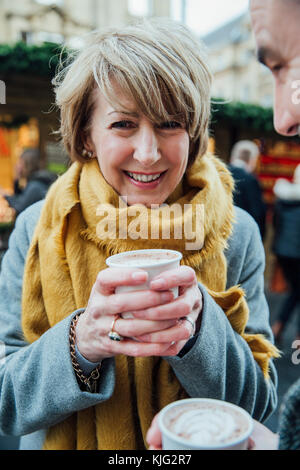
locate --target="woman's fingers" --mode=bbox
[132,283,202,321]
[100,335,174,357]
[107,316,178,338]
[95,267,148,295]
[150,266,197,290]
[135,316,195,343]
[92,289,174,318]
[79,266,202,362]
[131,294,192,320]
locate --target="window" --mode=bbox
[35,31,64,44]
[35,0,64,6]
[171,0,186,22]
[128,0,150,17]
[19,31,33,44]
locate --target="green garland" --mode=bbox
[0,42,67,77]
[0,42,275,133]
[211,99,274,134]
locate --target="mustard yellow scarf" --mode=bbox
[21,154,279,450]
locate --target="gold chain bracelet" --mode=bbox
[69,312,101,393]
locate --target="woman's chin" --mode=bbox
[127,197,166,207]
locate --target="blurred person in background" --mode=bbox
[229,140,266,240]
[271,164,300,344]
[230,139,260,174]
[0,148,57,216]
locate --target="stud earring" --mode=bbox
[82,148,93,159]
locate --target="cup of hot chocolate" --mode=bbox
[106,249,182,318]
[158,398,253,450]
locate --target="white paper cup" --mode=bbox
[106,249,182,309]
[158,398,253,450]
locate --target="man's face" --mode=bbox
[250,0,300,137]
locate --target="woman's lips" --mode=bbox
[123,170,167,189]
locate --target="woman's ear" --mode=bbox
[81,130,93,152]
[80,131,95,159]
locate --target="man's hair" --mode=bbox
[53,18,212,164]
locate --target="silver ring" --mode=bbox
[108,315,124,341]
[180,316,196,338]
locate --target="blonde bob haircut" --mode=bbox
[53,18,212,164]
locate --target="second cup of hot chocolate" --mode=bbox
[158,398,253,450]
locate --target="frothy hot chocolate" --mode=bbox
[163,401,250,447]
[108,250,179,267]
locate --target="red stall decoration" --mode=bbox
[258,140,300,205]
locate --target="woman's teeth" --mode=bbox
[126,172,162,182]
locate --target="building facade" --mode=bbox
[202,12,274,107]
[0,0,172,47]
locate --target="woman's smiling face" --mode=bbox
[85,87,190,207]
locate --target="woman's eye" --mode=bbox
[159,121,182,129]
[111,120,135,129]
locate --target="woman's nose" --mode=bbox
[132,125,161,167]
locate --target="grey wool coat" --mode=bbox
[0,201,278,450]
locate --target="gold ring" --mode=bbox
[108,315,123,341]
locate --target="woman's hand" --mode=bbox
[75,265,202,363]
[75,267,178,362]
[132,265,203,356]
[146,414,279,450]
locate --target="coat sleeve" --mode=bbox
[165,209,278,422]
[0,205,115,437]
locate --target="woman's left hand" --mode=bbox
[129,266,202,356]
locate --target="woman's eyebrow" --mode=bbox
[107,111,139,117]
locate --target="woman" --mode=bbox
[0,19,279,450]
